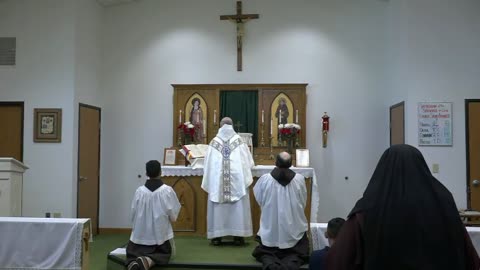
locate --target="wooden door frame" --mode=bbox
[0,101,24,161]
[465,99,480,209]
[77,103,101,233]
[389,101,405,146]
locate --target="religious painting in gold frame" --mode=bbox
[34,108,62,143]
[270,93,294,146]
[185,93,208,144]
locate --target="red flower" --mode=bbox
[178,123,195,138]
[279,126,300,140]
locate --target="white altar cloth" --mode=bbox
[0,217,90,270]
[310,223,480,255]
[161,165,319,222]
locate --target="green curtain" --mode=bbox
[220,91,258,147]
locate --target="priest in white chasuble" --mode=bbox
[252,152,309,270]
[201,117,255,246]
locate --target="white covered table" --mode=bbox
[0,217,91,270]
[310,222,480,255]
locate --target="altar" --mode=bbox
[169,84,311,236]
[161,165,318,236]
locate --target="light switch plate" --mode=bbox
[432,163,439,173]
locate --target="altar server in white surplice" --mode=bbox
[201,117,255,246]
[252,152,309,270]
[126,160,181,270]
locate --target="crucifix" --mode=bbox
[234,121,244,132]
[220,1,259,71]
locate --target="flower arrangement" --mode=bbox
[178,121,195,144]
[278,123,301,139]
[278,123,301,153]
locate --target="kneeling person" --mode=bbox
[126,160,181,270]
[309,217,345,270]
[252,152,309,270]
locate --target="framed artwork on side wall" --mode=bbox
[34,108,62,143]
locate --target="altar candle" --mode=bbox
[179,110,182,124]
[296,110,299,124]
[214,110,217,124]
[197,114,199,123]
[261,110,264,123]
[270,118,273,135]
[279,110,282,123]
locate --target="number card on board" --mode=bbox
[418,102,452,146]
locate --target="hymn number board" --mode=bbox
[172,84,307,150]
[418,102,453,146]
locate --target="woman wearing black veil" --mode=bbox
[327,144,479,270]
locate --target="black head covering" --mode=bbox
[350,144,466,270]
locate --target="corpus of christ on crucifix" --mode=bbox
[220,1,259,71]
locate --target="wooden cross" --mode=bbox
[234,121,244,132]
[220,1,259,71]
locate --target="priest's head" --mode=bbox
[275,151,292,168]
[146,160,161,179]
[220,117,233,127]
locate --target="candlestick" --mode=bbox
[270,118,273,136]
[261,110,264,123]
[213,110,217,125]
[279,110,282,123]
[296,110,298,124]
[269,136,274,160]
[260,122,265,147]
[179,110,182,124]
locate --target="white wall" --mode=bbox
[74,0,102,107]
[0,0,77,217]
[72,0,103,214]
[0,0,103,218]
[386,0,480,209]
[100,0,390,227]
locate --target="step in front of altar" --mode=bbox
[107,237,309,270]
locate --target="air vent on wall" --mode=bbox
[0,37,16,66]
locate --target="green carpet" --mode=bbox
[93,234,308,270]
[170,236,259,264]
[90,233,130,270]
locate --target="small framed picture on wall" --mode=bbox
[34,108,62,143]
